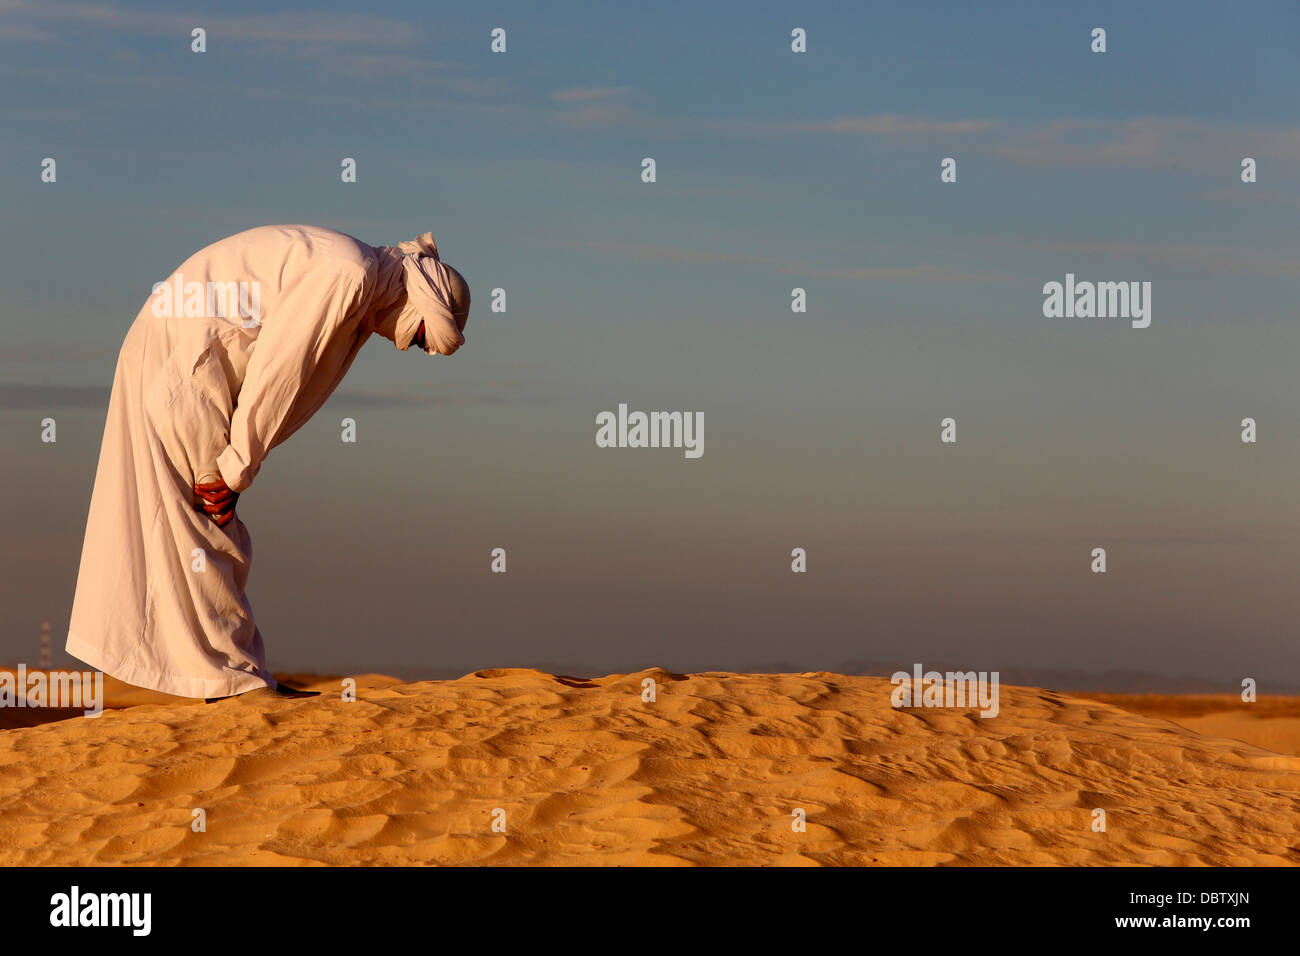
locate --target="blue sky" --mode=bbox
[1,1,1298,688]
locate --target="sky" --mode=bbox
[1,0,1298,689]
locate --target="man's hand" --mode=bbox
[194,476,239,528]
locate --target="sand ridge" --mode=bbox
[0,669,1297,866]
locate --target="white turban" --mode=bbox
[393,232,468,355]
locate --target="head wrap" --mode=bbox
[391,232,468,355]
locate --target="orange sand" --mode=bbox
[0,668,1296,865]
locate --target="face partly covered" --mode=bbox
[403,262,470,356]
[446,264,470,333]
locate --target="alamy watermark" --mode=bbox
[151,272,261,327]
[891,663,1000,718]
[1,665,104,717]
[595,403,703,459]
[50,886,150,936]
[1042,273,1151,329]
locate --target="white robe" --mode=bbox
[67,225,400,698]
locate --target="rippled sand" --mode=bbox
[0,668,1297,865]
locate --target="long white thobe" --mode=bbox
[67,225,390,697]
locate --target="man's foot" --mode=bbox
[204,682,320,703]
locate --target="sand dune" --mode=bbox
[0,669,1296,866]
[1082,693,1300,761]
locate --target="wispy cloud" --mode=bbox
[541,91,1300,171]
[1202,187,1300,209]
[549,86,649,127]
[0,384,108,408]
[0,345,116,362]
[1019,238,1300,276]
[0,21,50,39]
[551,86,630,104]
[0,383,536,411]
[545,90,999,139]
[0,1,504,98]
[987,117,1300,168]
[1,1,418,47]
[731,115,999,136]
[585,232,1300,282]
[328,387,539,408]
[580,240,999,283]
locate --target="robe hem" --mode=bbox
[65,632,277,699]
